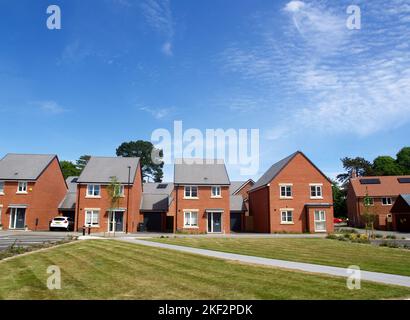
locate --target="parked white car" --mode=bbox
[49,216,74,231]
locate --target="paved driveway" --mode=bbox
[0,231,79,251]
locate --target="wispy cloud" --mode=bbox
[140,0,175,55]
[32,101,68,114]
[220,0,410,138]
[140,105,174,119]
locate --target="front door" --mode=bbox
[314,210,326,232]
[207,212,222,233]
[10,208,26,229]
[109,211,124,232]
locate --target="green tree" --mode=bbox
[106,176,122,210]
[332,182,347,218]
[60,160,81,179]
[336,157,373,184]
[76,155,91,172]
[116,140,164,182]
[396,147,410,174]
[363,188,376,239]
[372,156,403,176]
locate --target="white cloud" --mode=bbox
[220,0,410,138]
[140,105,173,119]
[162,41,173,56]
[141,0,175,55]
[284,1,305,13]
[33,101,68,114]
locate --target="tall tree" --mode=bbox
[336,157,373,184]
[76,155,91,172]
[396,147,410,174]
[60,160,81,179]
[372,156,403,175]
[116,140,164,182]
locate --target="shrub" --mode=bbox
[386,235,397,239]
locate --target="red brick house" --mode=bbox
[0,154,67,231]
[347,176,410,231]
[230,179,254,232]
[248,151,334,233]
[173,159,230,234]
[75,156,143,233]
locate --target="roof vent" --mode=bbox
[359,178,381,185]
[398,178,410,184]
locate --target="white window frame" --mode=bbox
[86,184,101,198]
[279,184,293,199]
[184,186,198,199]
[115,185,125,197]
[17,181,28,194]
[309,183,323,199]
[85,209,100,227]
[183,210,199,228]
[280,209,294,224]
[381,197,392,206]
[0,181,4,195]
[211,186,221,198]
[0,205,2,225]
[314,210,326,232]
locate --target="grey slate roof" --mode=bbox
[249,152,298,191]
[77,156,140,184]
[141,182,174,212]
[0,154,56,180]
[174,159,230,185]
[230,195,246,212]
[58,176,78,210]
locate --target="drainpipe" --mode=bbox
[175,186,178,233]
[75,184,81,232]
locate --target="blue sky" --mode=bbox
[1,0,409,181]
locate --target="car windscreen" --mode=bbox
[53,217,66,221]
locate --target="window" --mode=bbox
[314,210,326,232]
[364,197,374,206]
[86,184,101,197]
[0,205,2,224]
[184,186,198,198]
[310,184,323,198]
[382,197,392,206]
[211,186,221,198]
[85,210,100,227]
[0,181,4,194]
[280,184,292,198]
[17,181,27,193]
[184,211,198,227]
[280,210,293,224]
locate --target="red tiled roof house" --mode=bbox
[248,151,334,233]
[347,176,410,231]
[0,154,67,231]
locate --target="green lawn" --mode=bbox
[151,237,410,276]
[0,240,409,300]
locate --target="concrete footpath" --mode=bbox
[118,238,410,288]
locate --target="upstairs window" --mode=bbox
[87,184,101,197]
[115,185,125,197]
[381,197,392,206]
[280,184,292,198]
[0,181,4,194]
[184,186,198,198]
[310,184,323,199]
[17,181,28,193]
[211,186,221,198]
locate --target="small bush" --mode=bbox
[379,241,399,248]
[375,234,383,239]
[386,235,397,239]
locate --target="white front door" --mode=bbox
[207,212,222,233]
[108,211,124,232]
[314,210,326,232]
